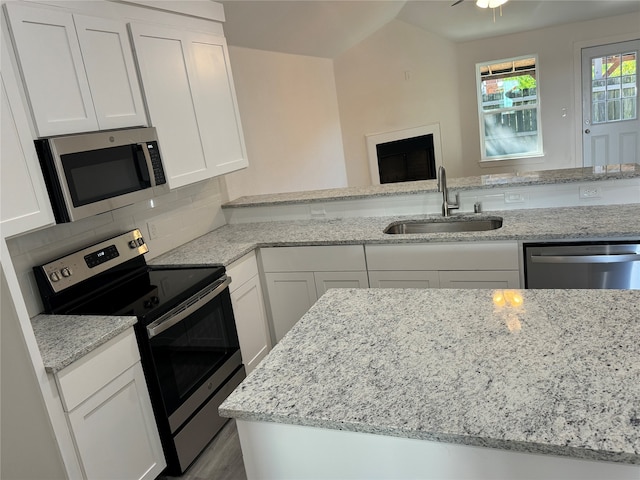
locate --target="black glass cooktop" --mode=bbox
[65,265,225,324]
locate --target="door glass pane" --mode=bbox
[622,98,636,120]
[592,51,637,124]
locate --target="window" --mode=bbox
[476,55,543,161]
[590,50,637,124]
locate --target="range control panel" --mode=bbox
[37,229,148,293]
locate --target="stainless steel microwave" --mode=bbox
[35,127,169,223]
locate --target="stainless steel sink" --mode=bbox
[384,217,503,234]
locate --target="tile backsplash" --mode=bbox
[8,177,227,318]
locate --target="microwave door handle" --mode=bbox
[146,276,232,339]
[136,143,153,185]
[530,253,640,264]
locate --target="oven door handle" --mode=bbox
[146,275,232,339]
[530,253,640,264]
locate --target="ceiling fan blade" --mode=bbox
[451,0,465,5]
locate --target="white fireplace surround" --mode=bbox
[366,124,444,185]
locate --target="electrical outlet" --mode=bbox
[579,186,602,199]
[504,192,525,204]
[310,208,327,218]
[147,221,160,239]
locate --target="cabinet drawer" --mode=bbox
[56,328,140,411]
[228,251,259,293]
[365,242,519,271]
[261,245,366,272]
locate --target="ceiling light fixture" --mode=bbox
[476,0,508,8]
[476,0,508,21]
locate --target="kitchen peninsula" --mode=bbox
[220,288,640,479]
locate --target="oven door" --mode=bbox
[145,275,242,431]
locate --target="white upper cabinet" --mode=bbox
[72,14,147,130]
[4,3,146,136]
[130,22,248,188]
[1,41,54,237]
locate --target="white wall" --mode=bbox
[223,46,348,200]
[334,20,463,186]
[455,12,640,178]
[333,14,640,186]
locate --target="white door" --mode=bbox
[230,275,271,374]
[582,40,640,167]
[74,14,147,130]
[4,3,98,136]
[1,41,55,237]
[129,23,210,188]
[264,272,317,343]
[313,271,369,298]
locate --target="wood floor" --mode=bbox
[160,419,247,480]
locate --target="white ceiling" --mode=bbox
[220,0,640,58]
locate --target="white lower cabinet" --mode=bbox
[228,252,272,374]
[261,246,369,343]
[366,242,521,290]
[55,328,165,480]
[265,272,318,343]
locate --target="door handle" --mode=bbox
[584,129,591,134]
[146,275,231,339]
[530,254,640,264]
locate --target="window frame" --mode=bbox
[475,54,544,162]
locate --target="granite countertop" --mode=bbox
[151,204,640,267]
[219,288,640,465]
[223,164,640,208]
[32,314,137,373]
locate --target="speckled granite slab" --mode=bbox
[151,204,640,267]
[220,288,640,465]
[223,164,640,208]
[32,314,137,372]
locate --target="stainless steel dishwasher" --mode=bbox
[524,241,640,289]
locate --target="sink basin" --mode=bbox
[384,217,503,234]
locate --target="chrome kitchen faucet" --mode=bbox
[437,166,459,217]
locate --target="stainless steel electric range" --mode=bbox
[34,229,245,475]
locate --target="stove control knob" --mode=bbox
[60,267,72,278]
[49,271,60,282]
[129,240,137,249]
[143,300,153,309]
[151,295,159,305]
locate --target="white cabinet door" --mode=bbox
[265,272,317,343]
[5,3,98,136]
[314,271,369,297]
[130,23,248,188]
[188,31,248,176]
[368,271,440,289]
[1,47,55,237]
[439,271,521,289]
[4,3,147,136]
[230,274,271,374]
[73,14,147,130]
[67,363,165,480]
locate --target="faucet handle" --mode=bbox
[450,192,460,209]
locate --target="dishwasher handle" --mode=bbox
[530,253,640,264]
